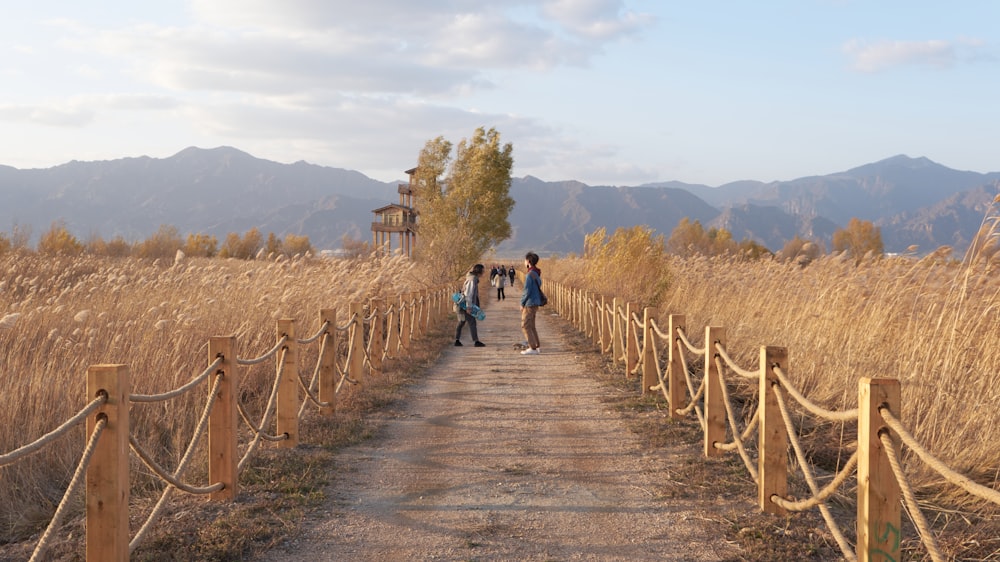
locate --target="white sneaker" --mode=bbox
[520,348,540,355]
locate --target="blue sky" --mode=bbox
[1,1,997,187]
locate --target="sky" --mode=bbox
[1,1,998,187]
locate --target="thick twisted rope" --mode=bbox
[1,394,105,466]
[295,320,330,345]
[629,321,643,376]
[714,342,759,379]
[712,356,759,484]
[648,317,670,340]
[880,430,945,562]
[130,373,224,552]
[674,338,706,428]
[334,337,360,392]
[716,409,759,452]
[297,333,332,418]
[773,366,858,422]
[130,356,223,403]
[880,407,1000,505]
[28,417,106,562]
[771,449,859,511]
[676,326,705,355]
[129,434,225,495]
[238,348,289,473]
[614,308,628,363]
[773,385,856,560]
[630,310,644,328]
[237,402,288,441]
[336,312,357,332]
[363,316,377,368]
[236,335,288,366]
[381,307,396,360]
[600,303,614,354]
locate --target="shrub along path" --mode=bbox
[256,291,742,561]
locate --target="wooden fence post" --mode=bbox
[318,309,337,415]
[598,295,607,352]
[86,364,130,562]
[208,336,238,501]
[350,303,366,386]
[592,294,602,348]
[276,319,298,448]
[386,303,400,357]
[858,378,902,562]
[641,307,657,396]
[667,315,686,421]
[575,288,583,332]
[399,294,412,351]
[368,299,384,373]
[420,290,430,336]
[704,326,726,458]
[625,302,638,378]
[611,297,624,365]
[758,346,787,514]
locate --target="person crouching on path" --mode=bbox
[456,263,486,347]
[520,252,542,355]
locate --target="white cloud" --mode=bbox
[842,38,989,73]
[541,0,653,40]
[0,103,94,127]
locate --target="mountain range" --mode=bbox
[1,146,998,256]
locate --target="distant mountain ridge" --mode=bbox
[0,147,997,255]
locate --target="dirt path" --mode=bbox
[257,293,741,561]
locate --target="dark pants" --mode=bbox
[455,311,478,342]
[497,287,505,300]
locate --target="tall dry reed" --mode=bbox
[549,249,1000,510]
[0,251,427,542]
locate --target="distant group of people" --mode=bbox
[455,252,543,355]
[488,264,516,300]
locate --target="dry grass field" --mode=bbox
[548,250,1000,556]
[0,251,432,548]
[5,245,1000,558]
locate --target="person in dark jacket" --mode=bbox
[519,252,542,355]
[456,264,486,347]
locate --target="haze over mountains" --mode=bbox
[1,146,997,256]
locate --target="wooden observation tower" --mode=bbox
[371,167,418,257]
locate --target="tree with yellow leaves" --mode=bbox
[412,127,514,280]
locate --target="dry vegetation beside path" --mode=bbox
[548,251,1000,559]
[0,251,435,558]
[5,247,1000,560]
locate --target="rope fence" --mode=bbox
[1,286,451,562]
[549,280,1000,562]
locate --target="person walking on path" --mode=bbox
[495,265,507,301]
[508,264,515,287]
[520,252,543,355]
[456,263,486,347]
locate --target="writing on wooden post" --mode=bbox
[858,378,901,562]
